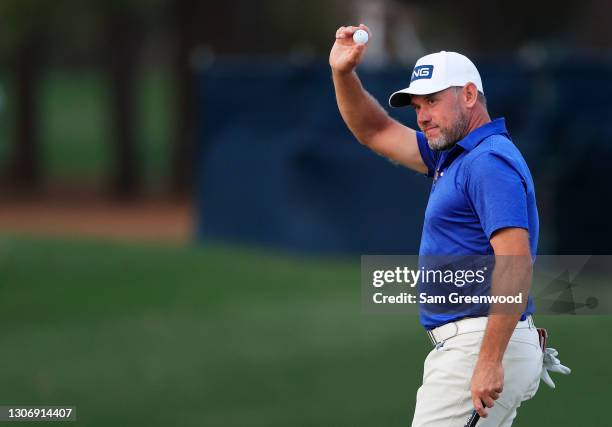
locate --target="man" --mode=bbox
[330,25,570,426]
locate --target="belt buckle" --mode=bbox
[429,321,460,348]
[427,330,437,346]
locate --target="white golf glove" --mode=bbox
[540,347,571,389]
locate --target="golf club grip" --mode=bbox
[464,409,480,427]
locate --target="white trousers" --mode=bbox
[412,323,543,427]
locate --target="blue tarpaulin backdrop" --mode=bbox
[196,59,612,254]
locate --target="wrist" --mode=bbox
[332,68,356,79]
[477,352,503,365]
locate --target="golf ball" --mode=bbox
[353,29,369,45]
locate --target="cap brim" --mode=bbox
[388,90,412,108]
[388,84,452,108]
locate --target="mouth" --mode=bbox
[423,126,439,135]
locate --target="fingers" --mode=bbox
[470,362,504,418]
[543,348,560,364]
[353,43,366,54]
[543,347,571,375]
[472,396,495,417]
[545,348,559,357]
[335,24,372,40]
[541,369,556,388]
[471,387,502,418]
[335,26,357,39]
[358,23,372,37]
[482,396,496,408]
[472,397,488,418]
[549,363,571,375]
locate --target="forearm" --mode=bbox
[332,70,393,145]
[329,25,424,172]
[479,255,532,362]
[478,314,521,362]
[471,312,519,416]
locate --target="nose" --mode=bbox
[417,108,432,128]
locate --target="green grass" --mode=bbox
[0,236,608,426]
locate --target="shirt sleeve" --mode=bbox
[465,151,529,239]
[416,131,437,178]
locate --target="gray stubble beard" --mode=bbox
[427,102,470,152]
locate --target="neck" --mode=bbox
[464,109,491,137]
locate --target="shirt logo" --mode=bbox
[411,65,434,82]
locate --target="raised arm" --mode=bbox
[329,24,427,174]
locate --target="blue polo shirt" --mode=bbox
[416,118,538,329]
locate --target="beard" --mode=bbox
[426,109,470,152]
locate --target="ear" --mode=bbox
[462,83,479,108]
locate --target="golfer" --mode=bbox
[329,24,570,426]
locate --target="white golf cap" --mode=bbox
[388,51,484,108]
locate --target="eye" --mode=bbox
[427,98,436,105]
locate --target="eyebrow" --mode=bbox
[410,94,436,108]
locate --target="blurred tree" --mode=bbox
[0,0,151,197]
[2,0,611,200]
[13,32,43,192]
[0,1,49,193]
[169,0,196,196]
[104,1,143,198]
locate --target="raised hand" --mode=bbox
[329,24,371,75]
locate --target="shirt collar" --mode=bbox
[456,118,509,152]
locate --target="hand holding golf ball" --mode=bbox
[329,24,371,74]
[353,29,369,45]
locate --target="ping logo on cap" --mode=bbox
[411,65,434,82]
